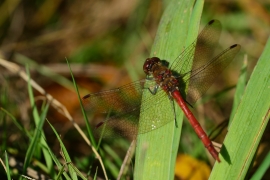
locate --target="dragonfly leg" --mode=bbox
[147,85,159,95]
[169,96,178,128]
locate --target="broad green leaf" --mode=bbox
[134,0,204,179]
[209,37,270,179]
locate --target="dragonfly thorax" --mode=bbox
[144,57,179,94]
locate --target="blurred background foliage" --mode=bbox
[0,0,269,179]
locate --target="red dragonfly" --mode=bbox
[82,20,241,162]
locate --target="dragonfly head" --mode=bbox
[143,57,161,75]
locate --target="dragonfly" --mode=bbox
[82,20,241,162]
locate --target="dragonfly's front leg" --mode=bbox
[147,85,159,95]
[144,77,159,95]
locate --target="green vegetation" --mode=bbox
[0,0,269,179]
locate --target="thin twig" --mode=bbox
[0,157,7,173]
[117,139,136,180]
[0,58,108,180]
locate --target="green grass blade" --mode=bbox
[43,138,71,180]
[2,106,65,179]
[56,165,68,180]
[104,159,119,178]
[66,59,108,179]
[209,38,270,179]
[23,103,50,174]
[68,163,88,180]
[0,107,31,138]
[103,144,122,166]
[5,151,11,180]
[2,107,66,179]
[250,150,270,180]
[66,59,97,148]
[47,120,79,180]
[93,167,98,180]
[23,66,50,175]
[134,0,203,179]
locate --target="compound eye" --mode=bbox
[143,58,152,74]
[143,57,160,74]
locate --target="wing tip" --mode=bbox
[95,121,104,129]
[82,94,91,100]
[230,44,241,49]
[208,19,220,25]
[208,19,215,25]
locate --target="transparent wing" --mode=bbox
[170,20,222,75]
[83,19,240,139]
[83,79,174,138]
[184,44,241,104]
[82,80,146,114]
[170,20,240,104]
[82,79,145,139]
